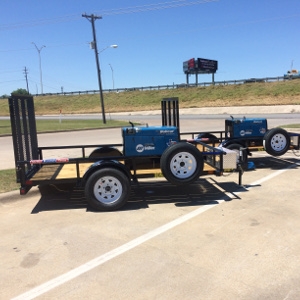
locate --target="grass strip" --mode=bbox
[1,80,300,116]
[0,119,129,136]
[0,169,19,193]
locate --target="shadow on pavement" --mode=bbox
[249,155,300,170]
[30,155,299,214]
[31,178,246,214]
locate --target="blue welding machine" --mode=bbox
[225,118,268,138]
[122,126,179,156]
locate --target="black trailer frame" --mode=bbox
[9,95,233,197]
[182,129,300,153]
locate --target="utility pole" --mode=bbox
[82,13,106,124]
[23,67,29,93]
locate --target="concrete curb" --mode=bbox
[110,105,300,116]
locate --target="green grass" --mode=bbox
[35,119,129,132]
[1,80,300,116]
[0,169,19,193]
[0,119,130,136]
[0,120,11,135]
[281,124,300,129]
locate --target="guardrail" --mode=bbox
[32,76,288,97]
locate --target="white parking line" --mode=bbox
[12,163,298,300]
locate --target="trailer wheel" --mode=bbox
[160,142,204,185]
[263,128,290,156]
[84,168,130,211]
[226,143,248,169]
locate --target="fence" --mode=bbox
[32,76,287,97]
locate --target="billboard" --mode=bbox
[183,58,196,72]
[197,58,218,73]
[183,58,218,74]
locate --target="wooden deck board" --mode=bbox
[31,165,63,181]
[31,163,92,181]
[56,163,92,179]
[204,163,216,172]
[31,160,217,182]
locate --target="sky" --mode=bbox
[0,0,299,96]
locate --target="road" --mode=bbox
[1,110,300,299]
[1,111,300,170]
[1,152,300,299]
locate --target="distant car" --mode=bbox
[244,78,265,84]
[176,83,188,88]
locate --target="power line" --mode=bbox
[0,42,86,53]
[0,14,81,31]
[0,0,218,30]
[0,79,24,85]
[0,69,21,74]
[100,0,218,15]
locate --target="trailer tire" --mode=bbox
[84,168,130,211]
[160,142,204,185]
[226,143,248,169]
[263,128,290,156]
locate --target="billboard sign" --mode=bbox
[183,58,196,72]
[183,60,189,73]
[183,58,218,74]
[197,58,218,73]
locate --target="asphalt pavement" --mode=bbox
[1,106,300,299]
[0,152,300,299]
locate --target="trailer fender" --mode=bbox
[196,133,220,143]
[221,139,244,148]
[82,160,131,186]
[89,147,123,158]
[221,140,250,155]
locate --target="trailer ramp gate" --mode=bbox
[161,97,180,130]
[8,95,39,186]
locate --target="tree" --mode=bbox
[11,88,31,96]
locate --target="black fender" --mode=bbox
[196,132,220,143]
[221,139,250,155]
[221,139,245,148]
[81,160,131,186]
[89,147,123,158]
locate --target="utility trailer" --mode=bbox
[9,95,239,211]
[190,116,300,168]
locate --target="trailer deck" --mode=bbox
[30,160,218,182]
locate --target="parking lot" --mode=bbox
[1,151,300,299]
